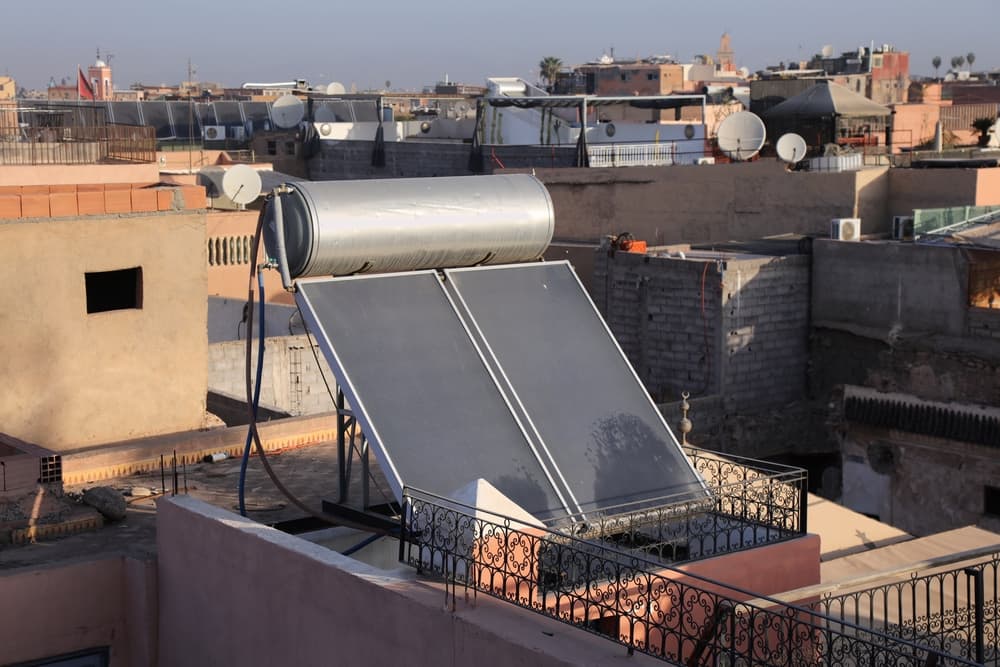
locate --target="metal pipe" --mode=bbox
[270,187,294,291]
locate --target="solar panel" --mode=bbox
[168,102,196,139]
[295,271,573,522]
[444,262,708,514]
[213,101,244,125]
[109,102,140,126]
[143,102,174,139]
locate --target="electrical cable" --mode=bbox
[242,195,394,535]
[237,269,266,517]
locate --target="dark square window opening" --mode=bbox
[85,267,142,314]
[985,486,1000,518]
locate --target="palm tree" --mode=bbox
[951,56,960,70]
[932,56,941,78]
[957,55,966,69]
[538,57,563,90]
[967,52,976,69]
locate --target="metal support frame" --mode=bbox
[333,387,371,511]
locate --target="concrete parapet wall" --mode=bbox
[811,239,968,337]
[156,496,666,667]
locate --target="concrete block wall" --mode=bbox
[597,249,811,414]
[968,307,1000,341]
[208,334,336,417]
[594,249,722,403]
[721,256,811,410]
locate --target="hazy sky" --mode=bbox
[4,0,996,91]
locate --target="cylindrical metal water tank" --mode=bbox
[262,174,554,279]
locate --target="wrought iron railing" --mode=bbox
[0,109,155,165]
[399,487,971,666]
[816,552,1000,665]
[541,447,808,566]
[588,142,678,167]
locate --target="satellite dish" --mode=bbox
[776,132,808,164]
[325,82,346,95]
[821,44,834,58]
[737,66,750,78]
[271,94,305,129]
[716,111,766,161]
[221,165,262,207]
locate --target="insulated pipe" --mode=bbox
[263,174,554,280]
[270,187,294,290]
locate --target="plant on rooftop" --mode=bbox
[972,116,995,146]
[538,56,563,92]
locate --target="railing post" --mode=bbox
[963,567,984,664]
[799,472,809,534]
[398,496,408,565]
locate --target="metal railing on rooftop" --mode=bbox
[399,484,972,666]
[0,107,155,165]
[588,142,679,167]
[816,552,1000,665]
[541,447,808,565]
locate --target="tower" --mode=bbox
[87,49,113,101]
[717,33,735,73]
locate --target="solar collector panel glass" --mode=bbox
[295,272,570,522]
[445,262,708,515]
[213,101,243,125]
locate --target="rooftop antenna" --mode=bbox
[776,132,807,165]
[221,165,263,209]
[271,94,305,129]
[716,111,766,161]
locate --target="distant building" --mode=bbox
[0,75,15,101]
[89,53,113,101]
[807,44,909,105]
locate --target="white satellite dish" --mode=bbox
[221,164,263,207]
[716,111,766,161]
[776,132,808,164]
[325,82,346,95]
[272,94,305,129]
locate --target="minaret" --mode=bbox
[717,33,735,73]
[88,49,113,101]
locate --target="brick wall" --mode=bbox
[0,183,205,220]
[594,249,723,403]
[207,334,336,417]
[595,248,811,413]
[721,256,811,410]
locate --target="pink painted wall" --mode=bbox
[0,557,156,665]
[0,163,160,186]
[156,497,667,667]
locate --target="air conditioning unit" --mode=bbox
[831,218,861,241]
[695,157,715,165]
[202,125,225,141]
[229,126,245,141]
[892,215,915,241]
